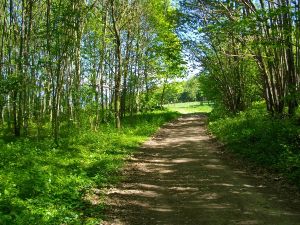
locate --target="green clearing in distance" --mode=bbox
[165,102,213,114]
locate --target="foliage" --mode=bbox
[179,76,202,102]
[179,0,299,116]
[0,111,179,225]
[209,103,300,187]
[148,82,184,105]
[146,76,206,107]
[0,0,183,139]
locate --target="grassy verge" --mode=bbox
[0,111,179,225]
[165,102,213,114]
[208,103,300,187]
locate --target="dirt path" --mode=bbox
[102,114,300,225]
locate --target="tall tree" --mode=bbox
[180,0,299,116]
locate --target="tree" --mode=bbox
[0,0,184,140]
[179,0,299,116]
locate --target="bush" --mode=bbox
[0,111,179,224]
[209,102,300,187]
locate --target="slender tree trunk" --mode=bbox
[110,0,122,129]
[160,78,168,108]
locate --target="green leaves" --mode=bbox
[209,102,300,187]
[0,111,179,224]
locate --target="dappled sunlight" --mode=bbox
[150,207,173,212]
[102,114,300,225]
[199,193,219,200]
[171,158,199,163]
[84,188,102,206]
[203,164,226,170]
[213,183,235,187]
[138,183,163,190]
[169,187,199,191]
[106,188,160,198]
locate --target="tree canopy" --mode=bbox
[0,0,184,141]
[179,0,299,116]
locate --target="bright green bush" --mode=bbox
[0,111,179,225]
[209,102,300,187]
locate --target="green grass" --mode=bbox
[208,102,300,187]
[0,111,179,225]
[165,102,213,114]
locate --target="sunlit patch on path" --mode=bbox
[101,114,300,225]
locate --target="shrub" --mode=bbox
[209,102,300,187]
[0,111,179,224]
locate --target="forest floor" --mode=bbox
[101,114,300,225]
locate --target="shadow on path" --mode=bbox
[101,114,300,225]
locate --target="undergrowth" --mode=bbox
[209,102,300,187]
[0,111,179,225]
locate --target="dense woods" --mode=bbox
[1,0,300,224]
[0,0,185,223]
[180,0,299,116]
[0,0,183,141]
